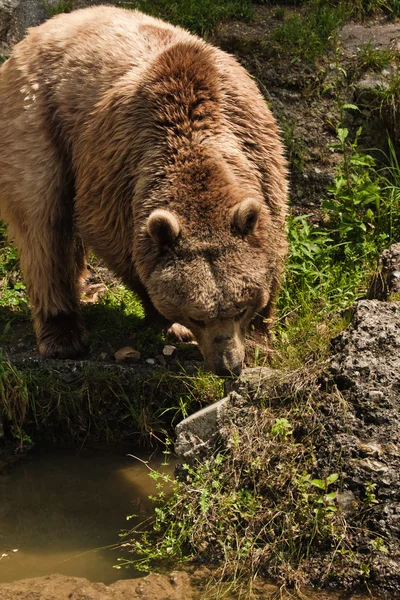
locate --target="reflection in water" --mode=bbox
[0,447,174,584]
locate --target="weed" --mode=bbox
[123,0,252,36]
[357,40,397,72]
[346,0,400,18]
[0,351,29,444]
[323,127,399,256]
[120,374,387,592]
[0,224,28,312]
[272,125,400,371]
[272,0,347,60]
[0,356,224,446]
[273,6,286,20]
[281,118,308,171]
[42,0,71,16]
[375,72,400,135]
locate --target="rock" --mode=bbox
[225,366,276,397]
[381,243,400,296]
[162,344,177,357]
[114,346,141,362]
[368,243,400,300]
[0,0,48,54]
[354,73,389,107]
[175,395,233,459]
[336,490,357,515]
[146,358,156,365]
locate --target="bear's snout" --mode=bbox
[201,335,245,377]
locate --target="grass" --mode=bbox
[272,0,347,60]
[119,370,389,594]
[357,40,397,72]
[41,0,71,17]
[122,0,252,36]
[0,348,224,447]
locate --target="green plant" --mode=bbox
[123,0,252,36]
[272,0,347,59]
[357,40,396,72]
[346,0,400,18]
[273,6,286,19]
[0,223,28,312]
[42,0,71,16]
[272,123,400,371]
[323,127,397,259]
[282,119,308,171]
[119,378,372,592]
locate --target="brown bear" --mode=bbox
[0,6,288,376]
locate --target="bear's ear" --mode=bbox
[146,209,181,246]
[231,199,262,236]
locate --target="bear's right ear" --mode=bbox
[231,198,262,236]
[146,209,181,246]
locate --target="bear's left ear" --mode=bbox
[231,199,262,236]
[146,209,181,246]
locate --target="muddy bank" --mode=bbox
[0,572,387,600]
[0,573,194,600]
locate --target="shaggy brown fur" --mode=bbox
[0,7,288,375]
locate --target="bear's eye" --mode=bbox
[190,317,206,328]
[235,309,247,321]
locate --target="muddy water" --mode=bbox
[0,447,174,584]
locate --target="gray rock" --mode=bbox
[0,0,48,54]
[368,243,400,300]
[175,395,232,459]
[354,73,389,107]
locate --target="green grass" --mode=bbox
[270,128,400,370]
[41,0,71,16]
[357,40,397,72]
[119,370,387,593]
[122,0,252,36]
[0,223,28,312]
[0,349,224,447]
[272,0,347,60]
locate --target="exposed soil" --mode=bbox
[0,572,387,600]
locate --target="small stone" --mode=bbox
[146,358,156,365]
[114,346,141,362]
[359,442,383,458]
[369,390,384,401]
[358,458,388,474]
[163,344,177,357]
[336,490,357,514]
[156,354,166,367]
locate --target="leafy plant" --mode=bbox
[323,127,396,259]
[272,0,347,59]
[357,40,396,72]
[123,0,252,35]
[42,0,71,16]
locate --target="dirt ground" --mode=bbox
[0,572,387,600]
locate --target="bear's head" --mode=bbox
[138,197,279,376]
